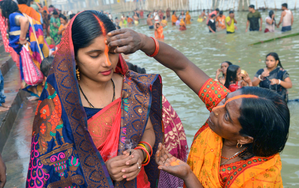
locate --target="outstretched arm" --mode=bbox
[107,29,209,94]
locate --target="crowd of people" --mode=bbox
[0,0,294,187]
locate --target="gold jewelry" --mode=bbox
[215,112,219,116]
[76,68,80,81]
[236,141,243,148]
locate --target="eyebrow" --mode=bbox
[86,49,103,54]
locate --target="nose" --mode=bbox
[104,45,112,67]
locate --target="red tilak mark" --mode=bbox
[93,15,111,66]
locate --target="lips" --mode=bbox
[100,69,112,76]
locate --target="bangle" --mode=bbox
[258,75,263,81]
[147,37,159,57]
[139,141,153,157]
[135,146,150,166]
[214,79,219,82]
[19,37,26,41]
[278,79,281,85]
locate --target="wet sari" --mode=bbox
[185,12,191,24]
[26,11,163,188]
[49,16,61,45]
[8,12,49,94]
[187,79,283,188]
[172,14,178,25]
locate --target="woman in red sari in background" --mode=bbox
[107,29,289,188]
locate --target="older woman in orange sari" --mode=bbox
[107,29,289,188]
[185,11,191,24]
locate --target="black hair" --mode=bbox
[40,56,54,77]
[115,17,118,19]
[43,10,47,14]
[147,14,150,17]
[269,10,275,21]
[249,4,255,9]
[216,8,220,11]
[0,0,20,19]
[17,0,27,4]
[229,10,234,14]
[224,64,240,88]
[266,52,283,68]
[163,16,166,19]
[211,14,216,18]
[126,62,146,74]
[69,14,76,20]
[282,3,288,8]
[53,10,59,15]
[72,11,116,56]
[219,11,223,15]
[60,14,67,22]
[203,9,205,11]
[49,5,54,8]
[238,87,290,158]
[221,61,232,76]
[172,11,175,14]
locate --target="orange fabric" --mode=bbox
[58,24,66,36]
[18,4,41,22]
[42,6,49,14]
[172,14,178,24]
[186,79,283,188]
[127,17,133,23]
[155,26,164,39]
[217,15,226,29]
[87,98,121,161]
[185,12,191,24]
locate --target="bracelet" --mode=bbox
[214,79,219,82]
[147,37,159,57]
[139,141,153,157]
[135,146,150,166]
[278,79,281,85]
[258,75,263,81]
[19,37,26,41]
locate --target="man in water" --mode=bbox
[277,3,293,32]
[147,13,154,29]
[226,11,237,34]
[200,9,207,21]
[216,11,226,30]
[208,14,217,33]
[245,5,262,32]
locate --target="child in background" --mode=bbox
[40,56,55,85]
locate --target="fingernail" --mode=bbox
[123,175,126,178]
[126,162,129,165]
[122,169,125,172]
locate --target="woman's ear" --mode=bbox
[238,136,254,145]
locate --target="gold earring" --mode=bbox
[236,141,243,148]
[215,112,219,116]
[76,68,80,81]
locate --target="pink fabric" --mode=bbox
[206,10,217,24]
[20,45,43,85]
[158,95,188,188]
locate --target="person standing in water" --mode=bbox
[172,11,178,26]
[252,52,292,102]
[277,3,293,32]
[206,8,219,25]
[208,14,217,33]
[246,5,262,32]
[225,11,237,34]
[147,13,154,29]
[216,11,226,30]
[215,61,232,85]
[265,10,276,33]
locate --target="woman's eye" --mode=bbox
[224,113,229,121]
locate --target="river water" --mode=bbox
[124,11,299,187]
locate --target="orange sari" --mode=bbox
[185,12,191,24]
[187,79,283,188]
[155,26,164,39]
[18,4,41,22]
[172,15,178,25]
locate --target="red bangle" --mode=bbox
[147,37,159,57]
[20,37,26,41]
[139,141,153,157]
[135,147,150,166]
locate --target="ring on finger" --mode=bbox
[137,162,141,170]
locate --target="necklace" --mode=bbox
[221,147,247,165]
[79,79,115,108]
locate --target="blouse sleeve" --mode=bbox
[198,78,230,112]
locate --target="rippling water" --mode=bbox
[124,11,299,187]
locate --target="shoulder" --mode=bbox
[225,16,230,21]
[256,68,264,74]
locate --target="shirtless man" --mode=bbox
[147,13,154,29]
[277,3,293,32]
[200,9,207,21]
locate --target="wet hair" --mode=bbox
[249,4,255,9]
[17,0,27,4]
[211,14,216,18]
[269,10,275,21]
[219,11,223,15]
[282,3,288,8]
[229,10,234,14]
[72,11,116,56]
[266,52,283,68]
[238,87,290,158]
[40,56,54,77]
[216,8,220,12]
[224,65,240,88]
[0,0,21,19]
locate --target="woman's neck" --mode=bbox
[79,76,111,93]
[266,66,277,72]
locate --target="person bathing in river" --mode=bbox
[246,5,262,32]
[208,14,217,33]
[198,9,206,22]
[215,61,232,85]
[277,3,293,32]
[155,22,164,39]
[265,10,276,33]
[225,11,237,34]
[172,11,178,26]
[216,11,226,30]
[252,52,292,102]
[224,65,252,92]
[161,16,168,27]
[107,28,289,188]
[185,11,191,24]
[147,13,154,29]
[206,8,219,25]
[179,19,186,31]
